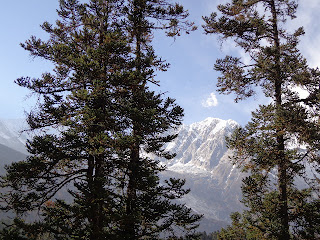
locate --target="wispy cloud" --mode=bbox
[288,1,320,68]
[202,92,218,108]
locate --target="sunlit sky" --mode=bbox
[1,0,320,126]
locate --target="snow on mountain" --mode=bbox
[160,117,245,231]
[0,119,28,154]
[0,117,244,231]
[164,117,238,174]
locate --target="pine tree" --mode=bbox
[118,1,199,239]
[2,0,133,238]
[203,0,320,239]
[0,0,200,239]
[217,212,268,240]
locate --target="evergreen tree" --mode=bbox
[217,212,267,240]
[203,0,320,239]
[197,231,219,240]
[0,0,200,239]
[118,0,198,239]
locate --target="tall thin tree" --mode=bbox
[118,0,199,238]
[203,0,320,239]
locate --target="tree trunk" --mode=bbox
[124,140,139,239]
[123,1,144,238]
[270,0,290,239]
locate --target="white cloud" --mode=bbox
[287,0,320,68]
[202,92,218,108]
[292,86,310,99]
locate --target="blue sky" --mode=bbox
[1,0,320,126]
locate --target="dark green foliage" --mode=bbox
[198,231,219,240]
[203,0,320,239]
[217,212,267,240]
[0,0,200,239]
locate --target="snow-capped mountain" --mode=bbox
[0,117,244,231]
[164,117,238,174]
[160,117,244,231]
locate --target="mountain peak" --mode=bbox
[189,117,238,129]
[164,117,239,174]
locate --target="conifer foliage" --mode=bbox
[203,0,320,239]
[0,0,200,239]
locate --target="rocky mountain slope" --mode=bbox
[160,118,244,231]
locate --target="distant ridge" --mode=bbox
[0,143,27,175]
